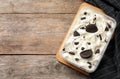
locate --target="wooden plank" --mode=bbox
[0,0,83,13]
[0,55,87,79]
[0,14,75,54]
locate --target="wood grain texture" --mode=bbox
[0,55,87,79]
[0,14,74,54]
[0,0,83,13]
[0,0,87,79]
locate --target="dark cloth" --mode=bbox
[84,0,120,79]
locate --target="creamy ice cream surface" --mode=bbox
[60,7,116,73]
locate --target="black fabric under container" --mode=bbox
[84,0,120,79]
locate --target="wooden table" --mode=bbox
[0,0,87,79]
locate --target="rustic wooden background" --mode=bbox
[0,0,87,79]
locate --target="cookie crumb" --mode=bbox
[69,52,75,55]
[81,47,85,50]
[81,17,86,20]
[87,62,92,68]
[107,23,111,28]
[84,12,87,15]
[87,42,91,45]
[95,49,100,54]
[74,42,79,45]
[63,48,65,51]
[80,27,85,29]
[73,31,80,36]
[105,27,109,31]
[75,58,79,61]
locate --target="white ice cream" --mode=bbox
[60,7,116,73]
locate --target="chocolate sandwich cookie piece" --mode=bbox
[105,26,109,31]
[93,17,96,23]
[83,36,85,38]
[76,47,78,50]
[87,42,91,45]
[80,49,93,59]
[107,23,111,28]
[97,34,102,40]
[81,47,85,50]
[105,23,112,31]
[73,31,80,36]
[84,12,87,15]
[93,17,96,21]
[87,62,92,69]
[81,17,86,20]
[74,42,79,45]
[86,24,98,33]
[104,39,108,43]
[69,52,75,55]
[99,34,102,40]
[63,48,65,51]
[95,49,100,54]
[75,58,79,61]
[80,27,85,29]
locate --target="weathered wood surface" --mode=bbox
[0,14,74,54]
[0,55,86,79]
[0,0,87,79]
[0,0,83,13]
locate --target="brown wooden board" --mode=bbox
[56,2,104,75]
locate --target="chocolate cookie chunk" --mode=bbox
[80,27,85,29]
[73,31,80,36]
[74,42,79,45]
[105,27,109,31]
[80,49,93,59]
[87,62,92,68]
[86,24,98,33]
[87,42,91,45]
[63,48,65,51]
[104,39,108,43]
[93,17,96,21]
[69,52,75,55]
[75,58,79,61]
[81,47,85,50]
[95,49,100,54]
[81,17,86,20]
[99,34,102,40]
[97,34,102,40]
[107,23,111,28]
[84,12,87,15]
[83,36,85,38]
[76,47,78,50]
